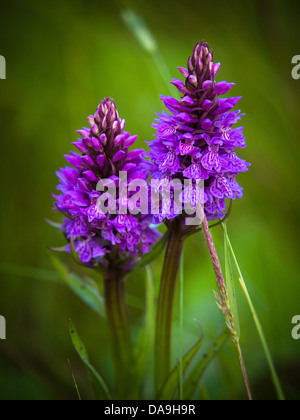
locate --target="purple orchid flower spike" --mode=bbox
[145,41,250,223]
[52,98,163,398]
[54,97,161,267]
[149,42,251,392]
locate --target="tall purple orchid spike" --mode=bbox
[53,98,160,267]
[146,41,250,222]
[151,42,251,392]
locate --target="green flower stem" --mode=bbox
[179,249,184,400]
[154,221,184,392]
[103,266,134,399]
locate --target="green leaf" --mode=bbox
[225,233,285,401]
[223,222,240,338]
[49,253,105,317]
[183,329,230,400]
[69,320,111,400]
[157,324,204,400]
[0,262,62,283]
[133,231,169,271]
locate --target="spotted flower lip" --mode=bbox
[54,98,161,266]
[145,41,250,222]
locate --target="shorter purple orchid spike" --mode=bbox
[54,98,161,267]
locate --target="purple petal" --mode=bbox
[214,81,235,95]
[112,150,126,163]
[114,134,125,147]
[83,137,93,148]
[188,75,197,86]
[157,123,177,137]
[76,128,90,138]
[91,123,100,136]
[171,78,187,93]
[123,135,138,148]
[77,177,92,192]
[92,244,106,259]
[81,155,96,167]
[202,99,213,110]
[126,149,144,161]
[72,141,88,154]
[64,152,82,169]
[178,67,189,78]
[83,170,99,182]
[183,163,208,180]
[177,113,198,124]
[87,204,106,222]
[210,176,233,199]
[91,137,102,151]
[99,133,107,146]
[122,162,136,172]
[213,63,221,76]
[181,96,194,106]
[201,150,222,172]
[202,80,213,90]
[76,241,92,264]
[179,141,196,156]
[68,190,90,207]
[201,118,213,131]
[96,154,105,169]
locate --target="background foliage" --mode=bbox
[0,0,300,400]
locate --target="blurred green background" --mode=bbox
[0,0,300,400]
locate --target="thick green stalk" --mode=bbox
[154,223,184,392]
[179,249,184,400]
[103,266,134,399]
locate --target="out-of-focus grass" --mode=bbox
[0,0,300,400]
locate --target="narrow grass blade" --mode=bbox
[121,8,175,97]
[223,222,240,338]
[201,211,252,399]
[183,329,230,400]
[121,8,157,55]
[67,358,82,401]
[49,253,105,317]
[157,324,204,400]
[225,232,285,401]
[69,320,111,400]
